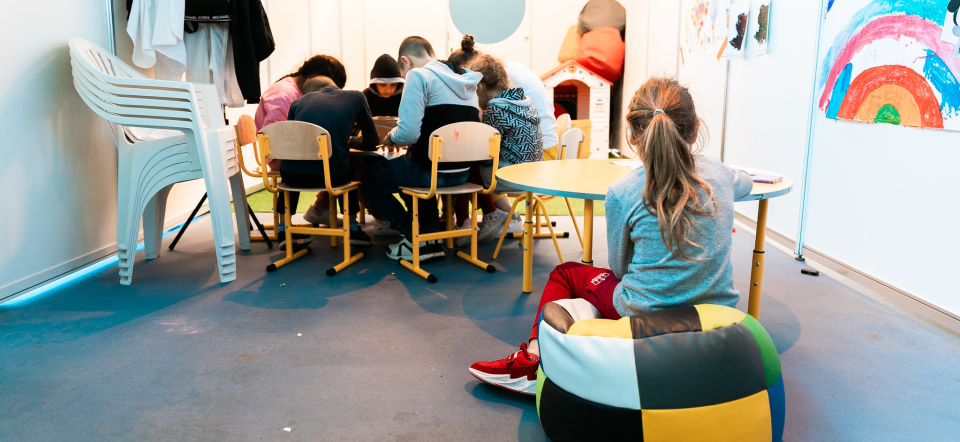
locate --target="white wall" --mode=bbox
[723,0,822,241]
[0,0,117,297]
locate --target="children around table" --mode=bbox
[254,44,754,394]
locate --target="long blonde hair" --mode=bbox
[625,78,715,260]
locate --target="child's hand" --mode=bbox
[382,134,397,148]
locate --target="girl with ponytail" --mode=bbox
[468,78,755,396]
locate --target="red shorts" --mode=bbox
[531,262,622,341]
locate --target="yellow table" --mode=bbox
[495,159,793,319]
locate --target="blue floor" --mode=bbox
[1,215,958,441]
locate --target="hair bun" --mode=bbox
[461,35,476,52]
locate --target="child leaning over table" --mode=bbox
[275,76,380,250]
[468,78,755,395]
[453,54,543,245]
[362,54,404,117]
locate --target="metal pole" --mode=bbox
[719,60,730,162]
[794,0,830,258]
[105,0,116,54]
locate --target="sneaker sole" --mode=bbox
[468,368,537,396]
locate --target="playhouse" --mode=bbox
[541,60,612,158]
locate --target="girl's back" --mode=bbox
[607,156,753,315]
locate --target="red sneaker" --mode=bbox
[469,343,540,395]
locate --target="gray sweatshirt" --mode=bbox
[605,156,754,317]
[387,60,481,147]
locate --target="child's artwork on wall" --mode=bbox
[682,0,731,57]
[942,1,960,54]
[817,0,960,131]
[722,1,750,60]
[751,0,771,56]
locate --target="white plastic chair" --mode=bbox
[68,38,250,285]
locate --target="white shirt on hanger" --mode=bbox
[127,0,187,80]
[185,23,244,107]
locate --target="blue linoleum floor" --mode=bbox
[1,215,958,441]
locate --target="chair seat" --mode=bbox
[400,183,484,195]
[252,166,281,176]
[277,181,359,193]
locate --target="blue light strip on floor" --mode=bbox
[1,214,207,307]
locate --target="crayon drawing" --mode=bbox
[682,0,731,56]
[817,0,960,131]
[752,1,771,56]
[723,1,749,59]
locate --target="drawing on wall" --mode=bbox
[942,0,960,53]
[723,1,749,59]
[817,0,960,131]
[682,0,731,56]
[752,1,771,56]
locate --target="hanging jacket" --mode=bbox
[482,88,543,168]
[362,54,405,117]
[230,0,275,103]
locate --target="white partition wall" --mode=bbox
[0,1,117,297]
[723,0,823,242]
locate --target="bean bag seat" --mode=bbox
[575,27,625,83]
[536,299,785,442]
[558,25,581,63]
[577,0,626,36]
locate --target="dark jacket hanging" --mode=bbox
[230,0,275,103]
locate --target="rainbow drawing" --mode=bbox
[817,0,960,131]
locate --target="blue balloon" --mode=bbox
[449,0,526,45]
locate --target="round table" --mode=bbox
[496,159,793,319]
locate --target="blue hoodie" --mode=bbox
[387,60,482,170]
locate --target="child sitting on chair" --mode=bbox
[468,78,755,395]
[361,36,482,262]
[277,76,380,249]
[453,54,543,245]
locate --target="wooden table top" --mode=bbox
[495,159,793,201]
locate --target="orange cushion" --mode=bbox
[558,25,581,63]
[575,26,625,83]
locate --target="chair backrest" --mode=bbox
[429,122,501,163]
[236,114,258,146]
[558,128,584,160]
[556,113,572,138]
[68,38,221,134]
[258,121,332,160]
[372,116,399,140]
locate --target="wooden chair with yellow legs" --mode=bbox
[490,129,586,262]
[234,115,281,246]
[399,122,502,283]
[258,121,365,276]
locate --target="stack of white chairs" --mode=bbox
[68,38,250,285]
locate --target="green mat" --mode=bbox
[236,189,605,217]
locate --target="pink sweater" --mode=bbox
[254,77,301,130]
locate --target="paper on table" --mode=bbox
[727,164,783,183]
[612,161,643,169]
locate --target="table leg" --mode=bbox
[523,192,535,293]
[747,199,769,320]
[582,199,594,266]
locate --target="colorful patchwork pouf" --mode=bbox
[536,299,784,442]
